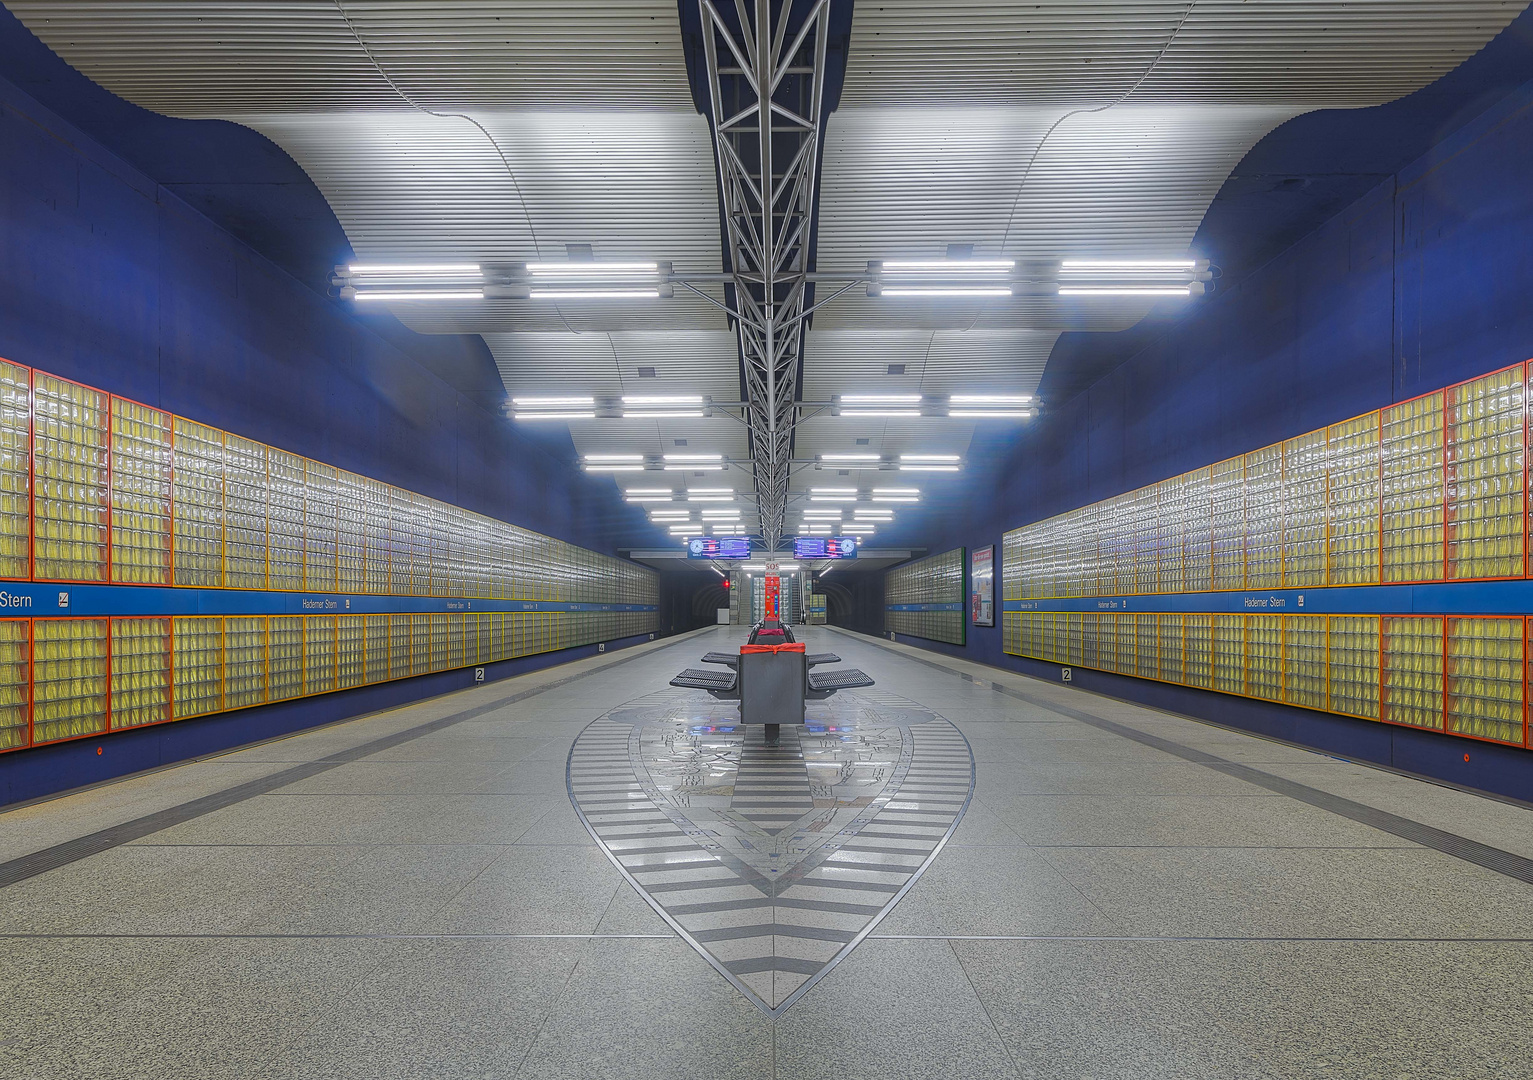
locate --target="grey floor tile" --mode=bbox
[282,938,586,1079]
[877,845,1120,937]
[777,938,1016,1080]
[987,791,1416,847]
[417,844,626,934]
[952,938,1277,1080]
[514,938,772,1080]
[1040,844,1533,937]
[974,760,1277,797]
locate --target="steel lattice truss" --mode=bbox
[697,0,830,551]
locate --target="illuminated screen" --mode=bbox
[687,536,752,559]
[794,536,859,559]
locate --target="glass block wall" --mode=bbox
[0,360,659,755]
[886,548,965,646]
[1002,361,1533,750]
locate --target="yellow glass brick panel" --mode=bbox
[364,615,390,683]
[429,614,450,669]
[490,612,510,662]
[32,618,109,742]
[1243,445,1284,590]
[1327,615,1380,719]
[1445,366,1524,580]
[336,615,365,689]
[223,617,268,710]
[303,461,338,592]
[389,615,411,679]
[1282,430,1329,588]
[1065,612,1085,668]
[1156,478,1186,594]
[1246,615,1284,702]
[1184,614,1213,689]
[110,398,171,585]
[304,616,336,696]
[267,448,305,591]
[449,613,469,669]
[1212,616,1245,695]
[1182,467,1212,593]
[1078,612,1098,668]
[1093,614,1119,673]
[111,618,170,729]
[172,616,223,719]
[1382,616,1444,731]
[1381,393,1444,583]
[0,619,30,749]
[1158,614,1184,683]
[409,615,432,676]
[0,361,30,579]
[1282,616,1327,710]
[268,616,304,701]
[223,435,269,590]
[335,471,367,594]
[1444,618,1523,745]
[172,417,225,587]
[1327,412,1380,586]
[1135,613,1159,679]
[33,374,110,582]
[1210,457,1246,591]
[363,478,392,594]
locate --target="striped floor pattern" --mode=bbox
[567,689,974,1014]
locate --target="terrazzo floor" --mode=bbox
[2,625,1531,1079]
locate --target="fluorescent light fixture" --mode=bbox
[837,410,921,418]
[687,487,733,494]
[819,454,881,462]
[948,409,1035,418]
[622,395,703,405]
[810,488,858,494]
[622,410,705,418]
[687,495,736,503]
[514,396,594,407]
[900,464,959,472]
[586,464,644,472]
[530,289,660,300]
[880,288,1011,298]
[882,259,1014,272]
[839,394,921,404]
[1059,259,1195,270]
[353,290,483,301]
[842,526,876,534]
[626,487,673,495]
[663,463,724,471]
[1058,287,1192,297]
[873,496,919,503]
[349,263,482,276]
[625,495,671,502]
[855,513,894,520]
[515,412,595,421]
[900,454,960,462]
[810,496,857,502]
[664,454,723,462]
[949,395,1032,405]
[873,487,919,495]
[584,454,644,462]
[650,513,692,521]
[527,261,657,275]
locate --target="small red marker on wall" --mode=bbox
[1464,753,1471,763]
[96,747,103,755]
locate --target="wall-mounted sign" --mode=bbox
[971,545,995,627]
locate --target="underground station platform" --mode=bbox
[3,626,1531,1079]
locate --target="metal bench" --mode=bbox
[807,667,875,697]
[669,668,739,697]
[702,650,841,669]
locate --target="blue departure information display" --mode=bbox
[793,536,859,559]
[687,536,752,559]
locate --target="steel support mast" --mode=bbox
[697,0,830,551]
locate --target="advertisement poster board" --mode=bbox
[971,545,995,626]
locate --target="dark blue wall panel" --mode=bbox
[885,78,1533,803]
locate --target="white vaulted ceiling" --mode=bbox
[8,0,1527,544]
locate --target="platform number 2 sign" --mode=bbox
[1061,667,1072,682]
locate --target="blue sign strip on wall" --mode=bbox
[886,603,966,612]
[0,582,656,618]
[1001,580,1533,616]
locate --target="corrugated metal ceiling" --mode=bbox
[8,0,1527,544]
